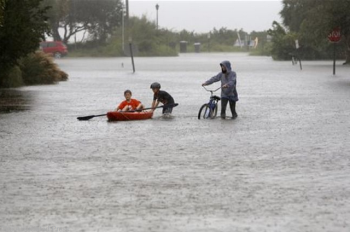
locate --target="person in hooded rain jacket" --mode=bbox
[202,60,238,119]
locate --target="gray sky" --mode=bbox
[129,0,283,33]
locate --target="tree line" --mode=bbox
[0,0,270,68]
[41,0,269,57]
[269,0,350,64]
[1,0,349,88]
[101,15,270,57]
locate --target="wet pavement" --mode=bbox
[1,53,350,232]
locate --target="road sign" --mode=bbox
[328,28,341,75]
[295,40,299,49]
[328,28,341,43]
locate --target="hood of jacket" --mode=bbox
[220,60,232,72]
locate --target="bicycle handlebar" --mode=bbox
[202,86,222,92]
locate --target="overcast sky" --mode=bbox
[129,0,283,33]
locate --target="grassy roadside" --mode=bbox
[0,52,68,88]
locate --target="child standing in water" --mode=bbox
[150,82,175,114]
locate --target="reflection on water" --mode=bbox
[0,89,32,113]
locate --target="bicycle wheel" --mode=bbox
[198,103,210,119]
[210,104,218,119]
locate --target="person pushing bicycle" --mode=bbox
[202,60,238,119]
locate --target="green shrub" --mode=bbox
[250,43,272,56]
[0,66,24,88]
[19,52,68,85]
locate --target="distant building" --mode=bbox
[233,37,258,48]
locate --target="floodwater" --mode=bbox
[1,53,350,232]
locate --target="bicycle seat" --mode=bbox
[212,96,221,101]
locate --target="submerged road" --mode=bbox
[1,53,350,232]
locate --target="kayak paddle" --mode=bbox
[133,103,178,112]
[77,114,107,121]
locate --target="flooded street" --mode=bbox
[1,53,350,232]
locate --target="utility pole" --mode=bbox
[125,0,129,26]
[122,7,125,53]
[156,4,159,30]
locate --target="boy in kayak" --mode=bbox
[116,90,144,111]
[150,82,175,114]
[202,60,238,119]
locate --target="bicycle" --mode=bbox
[198,86,221,119]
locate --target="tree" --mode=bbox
[268,21,298,60]
[280,0,309,33]
[279,0,350,63]
[305,0,350,64]
[44,0,123,44]
[0,0,49,70]
[0,0,4,27]
[43,0,70,41]
[126,16,177,56]
[211,27,238,46]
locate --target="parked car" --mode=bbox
[40,41,68,58]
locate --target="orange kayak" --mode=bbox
[107,111,153,121]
